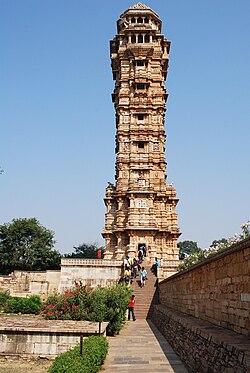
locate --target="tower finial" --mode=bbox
[129,2,151,10]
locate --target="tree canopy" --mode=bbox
[0,218,61,274]
[64,243,103,259]
[177,240,202,260]
[210,238,228,249]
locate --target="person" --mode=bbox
[151,257,160,276]
[131,258,138,279]
[128,295,136,321]
[140,266,147,287]
[124,255,131,269]
[138,248,143,263]
[124,265,131,286]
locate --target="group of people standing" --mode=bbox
[124,254,148,288]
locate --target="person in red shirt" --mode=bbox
[128,295,136,321]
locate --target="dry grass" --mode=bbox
[0,358,52,373]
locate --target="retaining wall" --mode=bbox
[151,304,250,373]
[158,237,250,336]
[0,317,108,358]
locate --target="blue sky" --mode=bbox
[1,0,249,254]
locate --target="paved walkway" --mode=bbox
[102,320,188,372]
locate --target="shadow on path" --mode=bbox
[147,319,189,373]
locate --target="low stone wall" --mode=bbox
[0,317,108,358]
[59,258,123,290]
[152,304,250,373]
[0,270,61,299]
[158,237,250,336]
[0,259,124,298]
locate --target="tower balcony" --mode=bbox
[126,219,158,230]
[128,181,155,192]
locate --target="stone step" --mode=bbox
[129,266,159,320]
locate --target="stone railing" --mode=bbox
[61,258,123,267]
[160,259,180,267]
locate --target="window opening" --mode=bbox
[138,17,143,23]
[131,17,136,23]
[138,199,147,208]
[138,142,145,149]
[131,34,136,43]
[138,34,143,43]
[138,179,145,187]
[136,60,145,66]
[145,35,150,43]
[144,17,149,23]
[136,83,146,90]
[138,114,144,120]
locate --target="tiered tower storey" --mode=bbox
[102,3,181,271]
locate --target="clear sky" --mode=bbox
[1,0,249,254]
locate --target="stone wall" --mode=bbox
[0,317,108,358]
[0,259,124,298]
[59,258,123,291]
[152,305,250,373]
[158,237,250,336]
[0,270,61,298]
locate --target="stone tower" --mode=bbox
[102,3,181,274]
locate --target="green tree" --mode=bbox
[177,240,202,260]
[210,238,228,249]
[65,243,103,259]
[0,218,61,274]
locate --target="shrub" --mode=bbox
[40,284,94,321]
[41,284,132,335]
[4,294,41,314]
[104,285,132,335]
[0,291,11,310]
[49,335,108,373]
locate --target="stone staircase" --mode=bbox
[131,265,159,319]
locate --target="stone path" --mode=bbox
[102,320,188,372]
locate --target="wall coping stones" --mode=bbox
[61,258,123,267]
[0,316,108,335]
[160,236,250,283]
[0,316,109,357]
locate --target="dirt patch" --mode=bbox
[0,358,52,373]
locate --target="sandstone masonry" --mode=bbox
[102,3,181,277]
[158,237,250,337]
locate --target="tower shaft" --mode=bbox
[102,3,181,271]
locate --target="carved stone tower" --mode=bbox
[102,3,181,274]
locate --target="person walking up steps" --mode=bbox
[140,266,147,287]
[128,295,136,321]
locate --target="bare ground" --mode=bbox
[0,358,52,373]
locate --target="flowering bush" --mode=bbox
[40,284,93,321]
[178,221,250,271]
[40,284,132,335]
